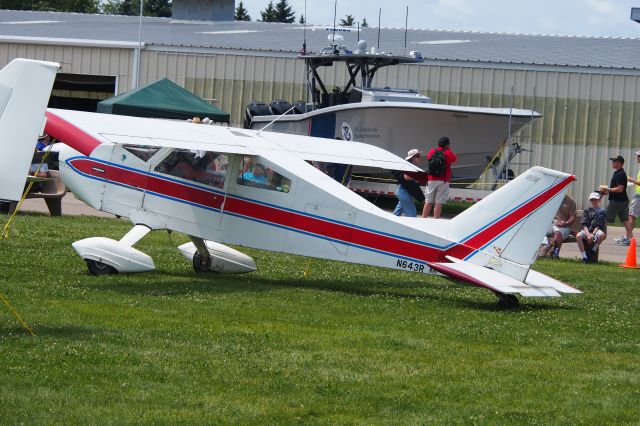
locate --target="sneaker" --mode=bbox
[551,248,560,259]
[614,236,627,243]
[582,256,589,264]
[616,237,630,246]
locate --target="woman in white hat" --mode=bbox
[392,149,424,217]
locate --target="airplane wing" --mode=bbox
[46,109,420,172]
[427,256,581,297]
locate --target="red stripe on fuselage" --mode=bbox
[45,111,102,156]
[70,158,574,265]
[224,197,441,262]
[70,158,224,210]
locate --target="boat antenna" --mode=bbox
[332,0,337,44]
[302,0,307,54]
[357,21,360,44]
[257,105,297,136]
[377,8,381,51]
[403,6,408,55]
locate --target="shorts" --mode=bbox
[606,199,629,223]
[630,194,640,218]
[552,225,571,241]
[576,229,606,243]
[426,180,449,204]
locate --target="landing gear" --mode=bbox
[86,259,117,275]
[192,250,212,273]
[497,293,519,308]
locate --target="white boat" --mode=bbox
[244,51,540,185]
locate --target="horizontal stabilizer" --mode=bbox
[427,256,574,297]
[525,269,582,294]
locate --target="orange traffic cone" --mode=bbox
[619,238,640,269]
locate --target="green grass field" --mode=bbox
[1,213,639,424]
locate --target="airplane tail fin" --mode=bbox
[0,59,59,201]
[428,167,578,298]
[446,166,575,270]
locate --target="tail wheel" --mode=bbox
[497,293,519,308]
[193,250,212,273]
[86,259,117,275]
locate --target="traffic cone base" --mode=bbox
[619,237,640,269]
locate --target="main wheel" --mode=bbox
[497,293,519,308]
[86,259,117,275]
[193,250,212,273]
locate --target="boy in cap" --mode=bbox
[602,155,632,245]
[576,192,607,263]
[393,149,424,217]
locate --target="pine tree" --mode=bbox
[260,0,277,22]
[361,18,368,28]
[274,0,295,23]
[235,1,251,21]
[146,0,170,17]
[339,14,354,27]
[299,14,305,24]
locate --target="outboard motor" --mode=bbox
[293,101,311,114]
[269,99,293,115]
[243,101,272,128]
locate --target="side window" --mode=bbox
[154,149,228,189]
[123,145,160,161]
[237,156,291,193]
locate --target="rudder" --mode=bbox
[0,59,59,201]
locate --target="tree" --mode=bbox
[361,18,368,27]
[235,1,251,21]
[299,14,305,24]
[339,14,354,27]
[274,0,295,23]
[0,0,99,13]
[260,0,277,22]
[101,0,170,17]
[145,0,171,17]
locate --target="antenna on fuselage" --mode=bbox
[256,105,297,136]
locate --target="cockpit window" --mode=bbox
[154,149,228,189]
[123,145,160,161]
[237,156,291,193]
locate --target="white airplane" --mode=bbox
[0,59,581,307]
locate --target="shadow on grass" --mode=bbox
[0,325,105,338]
[86,271,577,313]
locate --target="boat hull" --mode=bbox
[249,102,538,183]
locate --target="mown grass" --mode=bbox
[0,213,639,424]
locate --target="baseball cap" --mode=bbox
[635,150,640,156]
[609,155,624,164]
[405,149,420,160]
[589,192,601,200]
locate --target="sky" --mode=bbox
[238,0,640,38]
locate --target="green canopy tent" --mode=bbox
[97,78,229,123]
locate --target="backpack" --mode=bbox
[428,149,446,177]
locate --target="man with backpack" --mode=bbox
[422,136,457,219]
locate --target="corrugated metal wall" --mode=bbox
[1,41,639,205]
[0,42,133,90]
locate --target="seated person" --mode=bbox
[576,192,607,263]
[241,161,268,185]
[36,133,52,151]
[550,194,577,259]
[27,148,49,193]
